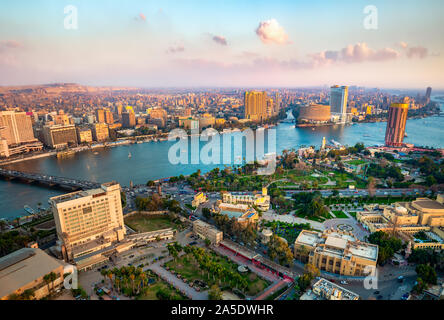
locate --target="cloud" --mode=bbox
[212,35,227,46]
[166,44,185,54]
[398,42,428,59]
[0,40,23,51]
[255,19,289,45]
[134,13,146,22]
[406,46,428,59]
[310,43,400,66]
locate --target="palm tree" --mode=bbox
[129,274,136,296]
[100,269,108,284]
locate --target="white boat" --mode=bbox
[128,152,132,159]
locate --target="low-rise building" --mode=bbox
[193,220,223,244]
[300,278,359,300]
[0,248,71,300]
[192,192,208,208]
[294,229,378,277]
[222,187,270,211]
[217,203,259,226]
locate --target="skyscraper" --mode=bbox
[330,85,348,123]
[95,108,106,123]
[0,111,36,145]
[385,99,409,147]
[244,91,268,121]
[122,111,136,128]
[425,87,432,103]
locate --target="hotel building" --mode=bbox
[42,124,78,149]
[244,91,268,122]
[49,182,126,268]
[294,229,378,277]
[217,203,259,226]
[192,192,208,208]
[385,100,409,147]
[330,85,348,123]
[0,111,37,145]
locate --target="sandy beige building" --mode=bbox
[50,182,126,266]
[294,229,378,277]
[0,248,70,300]
[193,220,223,244]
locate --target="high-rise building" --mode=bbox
[76,127,93,144]
[244,91,268,121]
[330,85,348,123]
[95,109,106,123]
[104,109,114,124]
[122,111,136,128]
[148,108,168,127]
[91,123,109,142]
[385,99,409,147]
[42,124,78,149]
[0,111,36,145]
[425,87,432,103]
[49,182,126,262]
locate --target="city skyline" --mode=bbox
[0,0,444,89]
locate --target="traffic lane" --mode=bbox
[338,275,416,300]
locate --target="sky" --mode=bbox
[0,0,443,89]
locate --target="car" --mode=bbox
[374,291,380,295]
[189,241,197,245]
[340,280,348,285]
[129,255,134,258]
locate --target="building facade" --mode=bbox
[49,182,126,263]
[385,101,409,147]
[42,124,78,149]
[0,111,36,145]
[193,220,223,244]
[244,91,268,122]
[294,229,378,277]
[330,85,348,123]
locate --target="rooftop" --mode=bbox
[0,248,66,298]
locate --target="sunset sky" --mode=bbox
[1,0,443,88]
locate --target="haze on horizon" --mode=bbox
[1,0,444,89]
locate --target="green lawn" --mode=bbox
[124,214,178,232]
[349,212,357,219]
[331,210,349,219]
[164,251,270,297]
[346,160,367,166]
[138,280,187,300]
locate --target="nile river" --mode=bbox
[0,100,443,219]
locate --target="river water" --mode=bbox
[1,99,443,219]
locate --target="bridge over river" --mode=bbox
[0,168,101,191]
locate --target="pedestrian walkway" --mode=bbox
[146,260,208,300]
[255,280,287,300]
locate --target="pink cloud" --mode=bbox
[166,44,185,54]
[255,19,289,45]
[212,35,227,46]
[406,46,428,59]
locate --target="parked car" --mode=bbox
[340,280,348,285]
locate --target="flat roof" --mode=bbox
[413,199,444,210]
[325,236,347,250]
[296,231,321,247]
[0,248,65,298]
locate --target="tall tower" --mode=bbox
[385,99,409,147]
[244,91,268,122]
[425,87,432,103]
[330,85,348,123]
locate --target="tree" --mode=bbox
[415,264,437,285]
[208,285,223,300]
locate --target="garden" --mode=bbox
[164,246,271,297]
